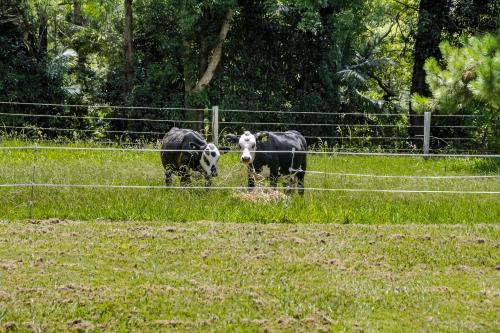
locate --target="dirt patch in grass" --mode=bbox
[67,318,95,331]
[28,218,75,225]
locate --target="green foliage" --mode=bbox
[412,33,499,150]
[0,0,498,151]
[421,34,499,115]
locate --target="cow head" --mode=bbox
[189,142,229,177]
[226,131,269,164]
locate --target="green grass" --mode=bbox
[0,140,499,223]
[0,220,498,332]
[0,141,499,332]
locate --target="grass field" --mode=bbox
[0,140,499,223]
[0,220,498,332]
[0,140,499,332]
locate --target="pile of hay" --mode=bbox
[232,188,287,203]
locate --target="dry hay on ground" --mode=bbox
[232,188,287,203]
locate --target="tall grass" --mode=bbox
[0,140,499,223]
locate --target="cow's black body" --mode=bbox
[230,130,307,195]
[160,127,209,185]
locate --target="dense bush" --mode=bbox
[413,34,500,151]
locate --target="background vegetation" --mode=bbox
[0,0,498,150]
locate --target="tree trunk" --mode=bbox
[183,8,235,131]
[72,1,85,26]
[71,1,88,87]
[123,0,134,100]
[409,0,448,146]
[38,5,48,58]
[193,9,235,93]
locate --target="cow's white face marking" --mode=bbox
[200,143,221,177]
[238,131,257,164]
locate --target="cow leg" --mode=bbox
[180,173,191,186]
[179,166,191,187]
[180,174,191,186]
[248,174,255,190]
[283,176,293,195]
[164,169,172,186]
[270,167,279,189]
[204,176,212,190]
[247,166,255,191]
[297,171,305,196]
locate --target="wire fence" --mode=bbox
[1,101,498,224]
[1,101,490,117]
[0,102,499,198]
[1,145,499,221]
[1,145,499,158]
[0,183,498,195]
[1,101,497,145]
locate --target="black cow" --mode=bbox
[161,127,228,186]
[226,130,307,195]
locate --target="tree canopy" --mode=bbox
[0,0,498,150]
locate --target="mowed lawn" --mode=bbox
[0,220,498,332]
[0,141,499,332]
[0,140,499,223]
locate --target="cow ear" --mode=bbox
[218,146,231,154]
[226,134,239,144]
[255,131,269,142]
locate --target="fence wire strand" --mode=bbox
[0,183,498,195]
[0,101,205,111]
[0,112,202,124]
[1,145,499,158]
[1,101,494,118]
[0,145,499,158]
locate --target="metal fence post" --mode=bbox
[423,111,431,160]
[212,105,219,145]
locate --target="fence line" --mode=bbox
[220,121,482,129]
[2,146,494,178]
[3,142,497,152]
[0,183,498,194]
[221,108,408,115]
[221,121,414,127]
[1,117,486,130]
[1,124,489,137]
[0,101,204,111]
[220,108,487,118]
[432,137,500,141]
[2,101,498,158]
[0,112,202,124]
[1,101,492,118]
[0,125,168,136]
[305,136,424,140]
[0,145,499,158]
[304,170,499,179]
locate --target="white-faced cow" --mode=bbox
[161,127,228,186]
[226,130,307,195]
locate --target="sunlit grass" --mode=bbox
[0,220,498,332]
[0,140,498,223]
